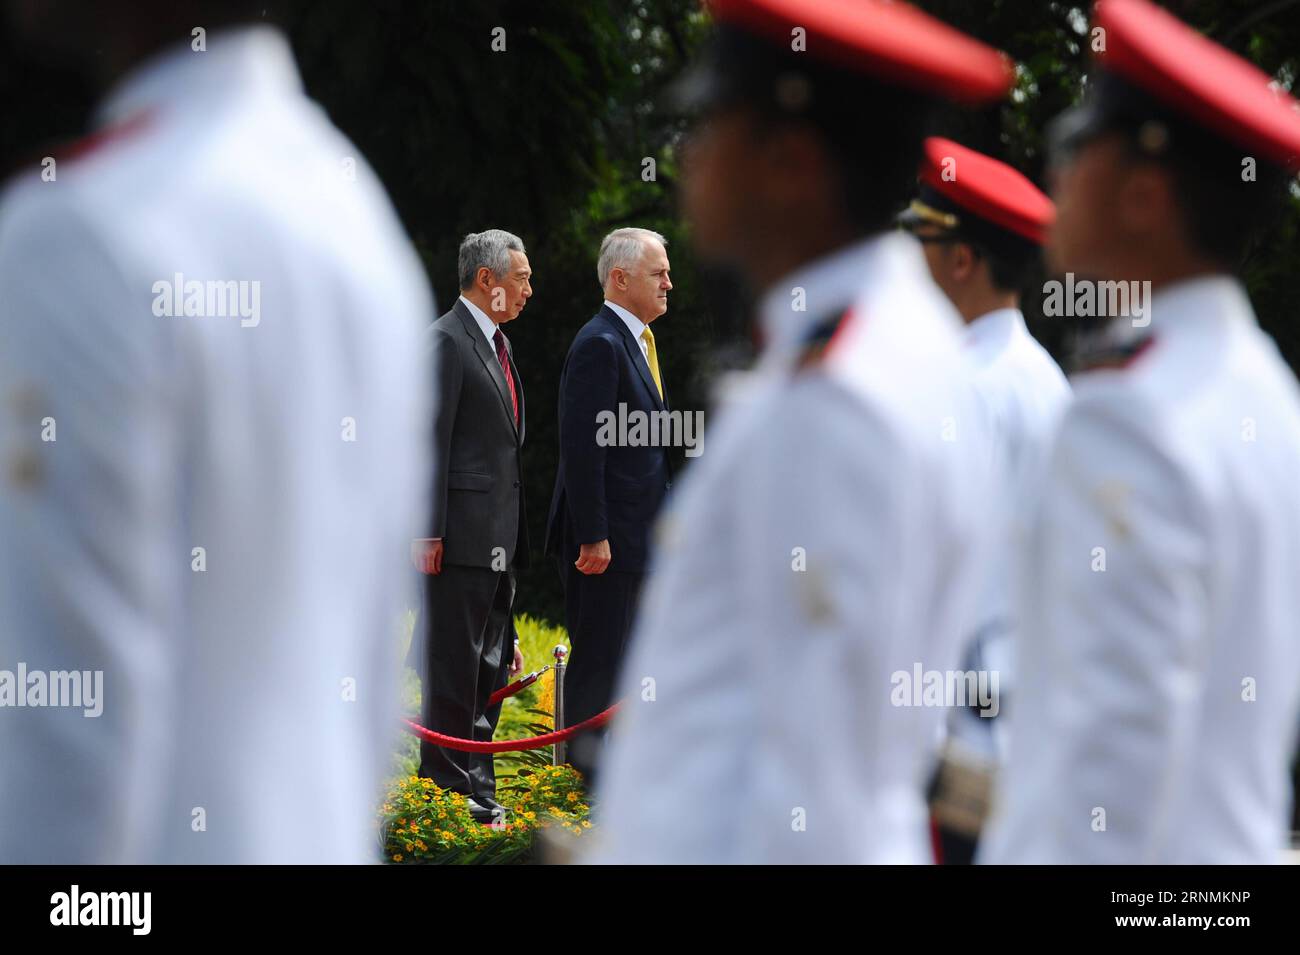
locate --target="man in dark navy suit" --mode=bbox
[545,227,674,786]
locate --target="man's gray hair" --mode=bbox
[597,227,667,289]
[458,229,526,290]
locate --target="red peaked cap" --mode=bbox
[706,0,1014,106]
[917,137,1054,245]
[1093,0,1300,169]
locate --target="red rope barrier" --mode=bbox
[487,665,550,707]
[401,703,619,754]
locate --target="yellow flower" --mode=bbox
[581,821,592,828]
[566,792,578,803]
[393,853,403,862]
[535,668,556,721]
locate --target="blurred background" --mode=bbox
[2,0,1297,628]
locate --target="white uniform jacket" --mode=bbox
[0,27,432,862]
[982,276,1300,864]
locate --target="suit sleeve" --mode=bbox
[981,393,1210,863]
[427,327,462,539]
[559,333,618,546]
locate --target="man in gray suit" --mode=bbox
[410,230,532,822]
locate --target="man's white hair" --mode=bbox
[597,227,667,289]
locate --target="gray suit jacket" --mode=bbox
[427,299,528,569]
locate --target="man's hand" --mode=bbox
[411,538,444,575]
[510,643,524,677]
[575,538,611,575]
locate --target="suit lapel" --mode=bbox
[454,300,520,438]
[601,306,667,412]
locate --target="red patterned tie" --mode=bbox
[492,328,519,426]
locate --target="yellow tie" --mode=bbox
[641,327,663,400]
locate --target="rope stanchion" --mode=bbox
[486,665,551,708]
[400,703,619,754]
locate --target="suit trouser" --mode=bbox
[417,564,515,802]
[561,561,642,785]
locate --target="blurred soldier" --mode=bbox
[409,230,531,823]
[982,0,1300,864]
[590,0,1013,863]
[899,138,1070,862]
[0,3,431,862]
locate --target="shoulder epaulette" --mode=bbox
[794,309,853,371]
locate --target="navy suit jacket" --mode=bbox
[545,305,673,575]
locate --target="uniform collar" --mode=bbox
[459,296,500,345]
[757,233,902,354]
[95,25,303,129]
[1148,273,1256,334]
[1087,272,1254,352]
[964,307,1024,363]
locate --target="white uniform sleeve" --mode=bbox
[0,194,183,862]
[981,391,1210,863]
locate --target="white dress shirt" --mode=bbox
[981,275,1300,864]
[0,26,432,863]
[589,233,994,863]
[460,294,500,346]
[604,299,651,363]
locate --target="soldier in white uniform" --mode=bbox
[982,0,1300,864]
[0,5,431,862]
[898,138,1070,861]
[588,0,1013,864]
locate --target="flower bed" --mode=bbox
[383,613,584,863]
[379,765,590,864]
